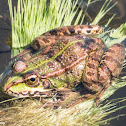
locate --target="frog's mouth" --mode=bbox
[2,74,56,98]
[4,86,56,98]
[4,85,57,98]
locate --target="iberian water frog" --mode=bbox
[1,25,125,107]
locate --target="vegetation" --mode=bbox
[0,0,125,125]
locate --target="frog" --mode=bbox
[1,25,125,107]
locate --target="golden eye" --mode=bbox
[26,75,39,87]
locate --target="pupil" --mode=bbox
[30,78,35,82]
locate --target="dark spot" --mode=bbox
[85,38,95,45]
[47,62,55,68]
[103,56,114,62]
[77,72,80,76]
[90,39,95,43]
[63,31,69,35]
[88,25,93,29]
[62,39,69,44]
[107,49,115,53]
[32,39,41,50]
[102,45,107,51]
[115,43,123,47]
[87,72,95,76]
[92,57,99,61]
[96,30,99,33]
[87,63,96,69]
[80,26,84,29]
[13,92,19,96]
[69,29,75,34]
[85,40,91,45]
[47,50,55,57]
[49,30,57,35]
[99,63,112,75]
[86,30,91,33]
[77,30,81,34]
[56,55,63,62]
[42,38,50,43]
[84,45,91,51]
[69,54,77,62]
[70,70,74,73]
[34,91,39,94]
[52,88,57,91]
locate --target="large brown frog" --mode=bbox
[1,25,125,107]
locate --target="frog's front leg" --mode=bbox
[82,43,125,105]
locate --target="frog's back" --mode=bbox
[36,35,107,87]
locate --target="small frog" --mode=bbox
[1,25,125,106]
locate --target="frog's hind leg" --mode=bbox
[97,43,125,105]
[81,39,107,101]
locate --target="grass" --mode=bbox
[0,0,126,125]
[91,0,117,25]
[8,0,86,49]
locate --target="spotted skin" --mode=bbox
[2,25,125,107]
[10,25,102,59]
[43,25,102,36]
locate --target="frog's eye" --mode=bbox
[26,75,39,87]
